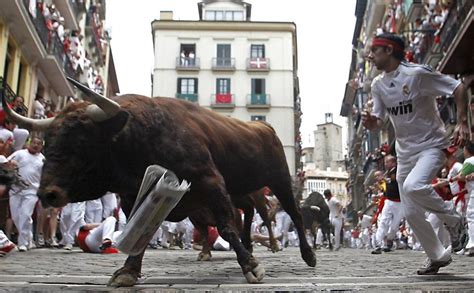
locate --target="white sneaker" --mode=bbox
[64,243,73,250]
[27,242,36,250]
[18,245,27,252]
[37,234,45,247]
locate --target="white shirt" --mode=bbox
[8,149,44,195]
[448,162,463,195]
[327,197,342,219]
[372,62,461,159]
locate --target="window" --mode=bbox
[217,44,231,66]
[206,10,244,21]
[216,78,230,94]
[179,44,196,66]
[205,11,215,20]
[250,45,265,58]
[177,78,198,94]
[251,115,266,121]
[251,79,265,95]
[233,11,243,20]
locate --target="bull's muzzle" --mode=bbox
[38,186,69,208]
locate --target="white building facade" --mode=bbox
[151,0,300,176]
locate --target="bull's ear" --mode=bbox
[98,110,129,136]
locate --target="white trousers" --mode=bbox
[330,217,342,248]
[60,202,85,245]
[85,199,103,224]
[466,194,474,249]
[275,211,292,246]
[101,193,117,218]
[375,200,403,248]
[85,216,116,253]
[9,193,37,247]
[427,208,451,247]
[397,148,459,260]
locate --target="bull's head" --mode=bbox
[2,78,129,207]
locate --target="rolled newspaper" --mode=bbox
[116,165,190,256]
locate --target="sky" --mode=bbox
[105,0,357,149]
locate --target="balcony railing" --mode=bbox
[211,94,235,109]
[246,94,270,108]
[246,58,270,71]
[437,0,472,56]
[176,93,198,103]
[211,58,235,71]
[22,0,77,78]
[23,0,49,49]
[175,57,200,70]
[0,77,28,114]
[86,11,104,65]
[70,0,86,18]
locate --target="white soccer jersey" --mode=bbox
[371,62,461,159]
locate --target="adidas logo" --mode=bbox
[389,82,395,88]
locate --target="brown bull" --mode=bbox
[3,78,315,287]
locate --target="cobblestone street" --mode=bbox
[1,245,473,291]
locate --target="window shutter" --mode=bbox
[177,78,182,94]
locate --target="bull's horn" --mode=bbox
[1,95,53,131]
[66,76,121,118]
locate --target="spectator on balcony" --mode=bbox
[52,17,65,42]
[188,51,195,66]
[11,96,27,117]
[33,96,46,120]
[363,33,469,275]
[180,50,187,66]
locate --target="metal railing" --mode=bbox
[22,0,77,78]
[246,58,270,70]
[211,94,235,106]
[69,0,86,18]
[176,93,198,103]
[0,77,28,114]
[437,0,472,55]
[246,94,270,106]
[86,11,104,64]
[175,57,200,70]
[211,58,235,70]
[23,0,49,49]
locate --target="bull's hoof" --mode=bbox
[270,243,280,253]
[242,257,265,283]
[197,252,212,261]
[107,267,140,287]
[301,247,317,267]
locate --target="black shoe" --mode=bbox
[417,256,452,275]
[99,239,112,250]
[371,247,382,254]
[446,217,468,252]
[383,240,394,252]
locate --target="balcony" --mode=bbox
[11,0,74,95]
[210,94,235,109]
[404,0,423,23]
[0,77,29,114]
[437,2,473,74]
[246,94,270,109]
[175,57,200,71]
[211,58,235,71]
[176,93,198,103]
[53,0,86,31]
[246,58,270,72]
[85,11,104,65]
